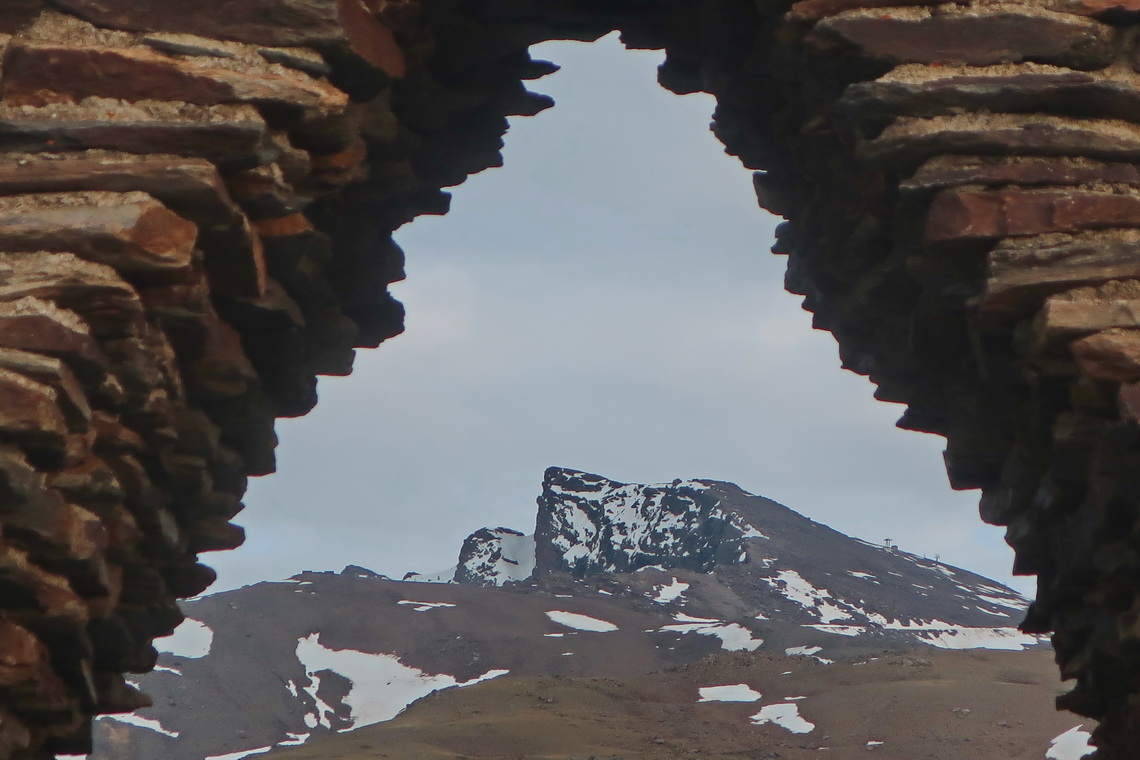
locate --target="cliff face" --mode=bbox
[533,467,762,577]
[0,0,1137,757]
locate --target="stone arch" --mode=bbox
[0,0,1138,757]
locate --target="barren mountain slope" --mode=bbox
[260,648,1086,760]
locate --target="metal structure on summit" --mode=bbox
[0,0,1140,756]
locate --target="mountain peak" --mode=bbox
[535,466,763,578]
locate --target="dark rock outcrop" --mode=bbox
[533,467,760,578]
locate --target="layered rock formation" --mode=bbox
[0,0,1139,757]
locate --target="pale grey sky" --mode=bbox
[206,34,1034,597]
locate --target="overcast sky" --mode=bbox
[205,34,1035,597]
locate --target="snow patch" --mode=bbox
[751,703,815,734]
[652,578,690,604]
[205,748,273,760]
[762,570,853,624]
[1047,726,1095,760]
[545,610,618,632]
[785,646,822,657]
[155,618,213,659]
[277,733,308,747]
[660,614,764,652]
[976,593,1029,611]
[698,684,762,703]
[397,600,456,612]
[806,624,865,637]
[295,633,509,729]
[102,713,180,738]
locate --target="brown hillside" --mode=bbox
[262,648,1085,760]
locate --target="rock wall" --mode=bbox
[0,0,1139,757]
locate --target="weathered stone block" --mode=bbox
[0,298,105,379]
[903,156,1140,194]
[0,369,67,446]
[0,100,269,167]
[811,7,1114,70]
[1033,282,1140,348]
[2,41,348,115]
[0,252,142,337]
[224,163,312,220]
[52,0,406,77]
[979,231,1140,321]
[0,349,91,430]
[1051,0,1140,16]
[841,65,1140,129]
[789,0,948,21]
[863,114,1140,170]
[1072,328,1140,382]
[925,187,1140,244]
[1118,381,1140,424]
[0,152,240,233]
[198,216,267,299]
[0,192,198,278]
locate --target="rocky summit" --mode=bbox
[82,467,1087,760]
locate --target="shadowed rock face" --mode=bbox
[0,0,1138,757]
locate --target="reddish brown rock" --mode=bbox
[0,0,42,34]
[0,298,105,377]
[0,150,239,227]
[838,66,1140,129]
[1051,0,1140,15]
[1033,283,1140,351]
[903,156,1140,194]
[925,187,1140,244]
[0,191,198,278]
[0,349,92,430]
[1072,328,1140,382]
[0,621,67,704]
[199,216,267,299]
[0,99,269,167]
[336,0,406,78]
[0,545,89,624]
[1119,381,1140,424]
[224,163,312,220]
[94,672,151,714]
[90,412,143,455]
[184,315,259,400]
[2,41,349,114]
[789,0,948,21]
[184,517,245,553]
[0,252,142,337]
[0,368,67,445]
[53,0,406,77]
[306,138,368,190]
[863,114,1140,170]
[48,458,123,503]
[811,8,1113,70]
[979,231,1140,321]
[0,708,31,759]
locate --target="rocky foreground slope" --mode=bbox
[261,649,1084,760]
[82,468,1085,760]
